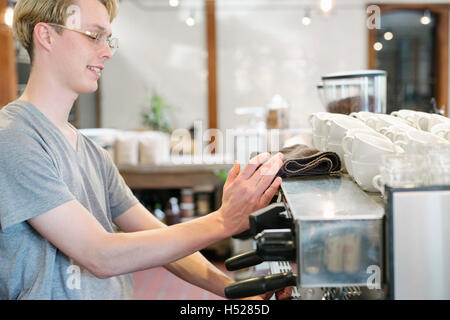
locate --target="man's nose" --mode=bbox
[99,42,113,60]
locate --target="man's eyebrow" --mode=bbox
[86,24,112,37]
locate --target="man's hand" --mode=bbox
[218,152,284,236]
[260,286,293,300]
[242,286,293,300]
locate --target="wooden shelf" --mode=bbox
[119,162,232,190]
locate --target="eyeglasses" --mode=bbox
[47,23,119,56]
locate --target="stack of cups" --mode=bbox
[427,144,450,186]
[308,112,374,172]
[324,116,372,173]
[391,129,449,154]
[430,122,450,141]
[392,109,449,132]
[342,130,403,192]
[308,110,450,193]
[372,154,427,195]
[308,112,342,151]
[364,113,412,132]
[372,138,450,195]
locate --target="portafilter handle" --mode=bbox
[250,202,292,235]
[232,202,292,240]
[226,229,296,271]
[224,272,297,299]
[224,250,264,271]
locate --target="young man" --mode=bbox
[0,0,288,300]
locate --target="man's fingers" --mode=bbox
[240,152,271,180]
[275,286,293,300]
[259,176,282,205]
[254,153,283,193]
[224,161,240,189]
[249,152,284,185]
[258,152,284,177]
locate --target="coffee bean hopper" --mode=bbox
[320,70,387,115]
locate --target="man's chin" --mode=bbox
[77,83,99,95]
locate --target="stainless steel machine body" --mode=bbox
[225,174,450,300]
[281,175,384,290]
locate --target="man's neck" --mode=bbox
[19,67,79,130]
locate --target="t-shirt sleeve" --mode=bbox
[101,148,139,220]
[0,130,76,231]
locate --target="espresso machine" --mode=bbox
[224,174,450,300]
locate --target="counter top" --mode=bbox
[281,174,385,220]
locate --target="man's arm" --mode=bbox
[113,202,235,298]
[28,199,230,279]
[28,152,283,281]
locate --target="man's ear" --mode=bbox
[33,22,53,53]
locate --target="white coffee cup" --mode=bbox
[365,114,412,132]
[308,112,347,137]
[350,111,376,122]
[430,122,450,141]
[327,124,375,173]
[342,131,401,163]
[394,129,449,153]
[312,134,327,151]
[344,153,353,177]
[309,112,348,151]
[327,142,346,172]
[372,153,428,193]
[391,109,418,121]
[346,127,385,139]
[325,116,370,146]
[401,111,437,131]
[372,174,384,194]
[351,160,381,192]
[426,144,450,186]
[379,124,417,142]
[425,114,450,132]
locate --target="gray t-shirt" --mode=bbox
[0,100,139,299]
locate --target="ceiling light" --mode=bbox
[319,0,334,14]
[302,16,311,26]
[373,42,383,51]
[186,11,195,27]
[302,9,311,26]
[4,6,14,27]
[384,32,393,41]
[169,0,179,7]
[420,10,431,25]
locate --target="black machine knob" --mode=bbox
[256,229,296,261]
[225,272,297,299]
[225,229,296,271]
[232,202,293,240]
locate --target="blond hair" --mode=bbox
[13,0,118,63]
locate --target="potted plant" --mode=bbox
[141,93,173,133]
